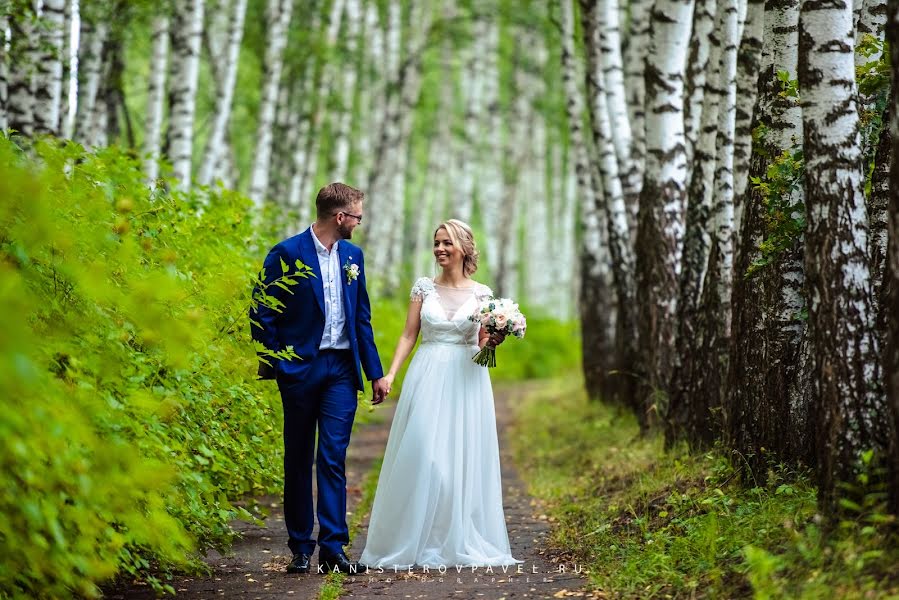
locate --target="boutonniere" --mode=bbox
[344,257,360,285]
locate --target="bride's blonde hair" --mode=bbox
[435,219,479,277]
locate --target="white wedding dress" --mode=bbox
[359,277,520,568]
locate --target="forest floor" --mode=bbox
[107,383,588,599]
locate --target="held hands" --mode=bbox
[372,377,390,405]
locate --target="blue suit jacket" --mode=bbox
[250,228,383,391]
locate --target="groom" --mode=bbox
[250,182,388,575]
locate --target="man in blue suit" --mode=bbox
[250,182,388,575]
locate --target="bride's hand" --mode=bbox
[488,332,507,347]
[384,374,395,396]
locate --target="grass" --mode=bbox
[510,379,899,599]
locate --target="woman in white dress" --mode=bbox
[360,219,520,568]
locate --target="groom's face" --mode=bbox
[336,201,363,240]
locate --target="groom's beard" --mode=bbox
[337,222,354,240]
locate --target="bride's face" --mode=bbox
[434,228,463,270]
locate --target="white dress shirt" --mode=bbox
[311,225,350,350]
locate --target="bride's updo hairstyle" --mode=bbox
[435,219,479,277]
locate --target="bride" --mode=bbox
[359,219,520,568]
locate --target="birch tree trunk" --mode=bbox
[74,7,108,147]
[355,0,382,187]
[144,13,169,184]
[248,0,292,206]
[581,0,638,405]
[759,0,809,469]
[885,0,899,514]
[634,0,695,418]
[33,0,66,136]
[511,36,542,302]
[856,0,887,65]
[7,3,38,136]
[870,110,890,344]
[59,0,73,139]
[599,0,635,226]
[683,0,719,172]
[1,13,11,131]
[799,0,890,510]
[334,0,362,179]
[561,0,615,401]
[669,0,743,448]
[198,0,246,186]
[668,0,727,445]
[454,17,488,224]
[732,0,765,232]
[623,0,652,205]
[166,0,204,188]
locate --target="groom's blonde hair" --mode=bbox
[435,219,479,277]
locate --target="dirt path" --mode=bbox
[104,409,391,600]
[107,384,586,599]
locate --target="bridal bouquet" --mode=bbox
[469,297,527,368]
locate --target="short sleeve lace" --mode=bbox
[474,283,494,299]
[410,277,436,302]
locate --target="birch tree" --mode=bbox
[0,12,8,131]
[886,0,899,514]
[248,0,292,206]
[333,0,362,179]
[166,0,204,188]
[799,0,890,509]
[634,0,695,412]
[561,0,615,400]
[623,0,651,203]
[33,0,66,136]
[669,0,743,448]
[732,0,765,231]
[198,0,246,186]
[74,5,108,147]
[6,2,37,136]
[143,12,169,183]
[580,0,637,404]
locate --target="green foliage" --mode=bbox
[511,381,899,599]
[747,147,805,277]
[0,136,286,598]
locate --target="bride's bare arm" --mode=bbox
[384,300,423,390]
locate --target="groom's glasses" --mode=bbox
[336,211,363,223]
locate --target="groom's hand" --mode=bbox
[372,378,389,405]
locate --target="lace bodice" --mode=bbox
[410,277,493,346]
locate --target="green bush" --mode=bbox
[0,136,284,598]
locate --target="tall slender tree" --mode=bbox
[882,0,899,514]
[198,0,246,186]
[561,0,615,400]
[799,0,890,510]
[143,11,169,184]
[634,0,696,421]
[166,0,204,188]
[248,0,293,206]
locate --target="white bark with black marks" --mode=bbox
[799,0,889,508]
[248,0,292,206]
[732,0,765,233]
[334,0,362,179]
[684,0,719,172]
[634,0,696,399]
[144,13,169,184]
[623,0,652,200]
[33,0,66,135]
[198,0,246,186]
[166,0,204,188]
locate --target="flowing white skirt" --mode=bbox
[360,341,520,568]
